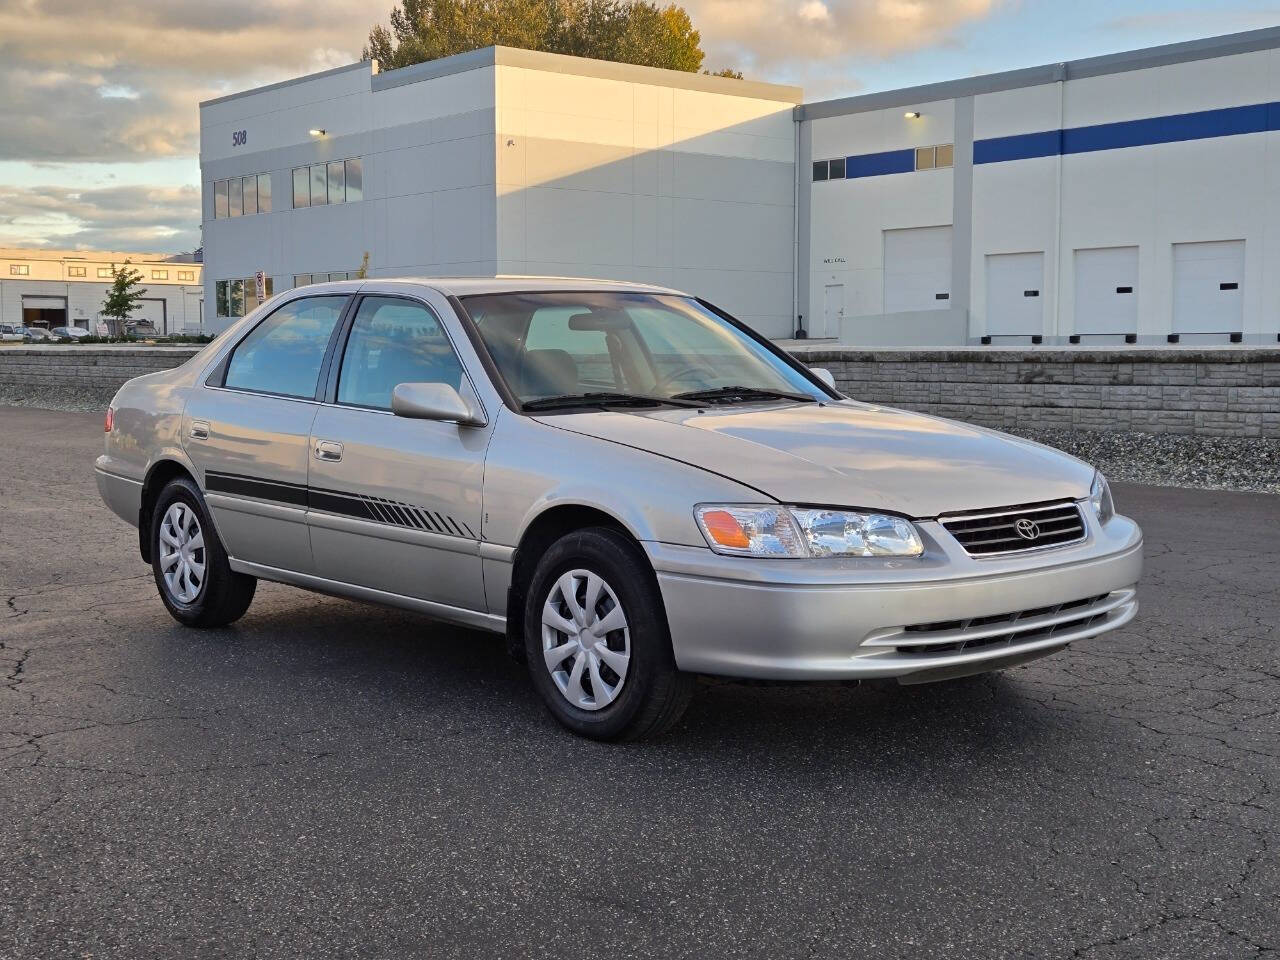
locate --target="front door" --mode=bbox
[183,294,349,573]
[306,294,491,612]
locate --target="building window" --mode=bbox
[213,173,272,218]
[9,264,29,275]
[915,144,954,171]
[814,158,849,181]
[97,267,113,278]
[178,270,195,282]
[68,265,87,277]
[293,158,364,207]
[293,167,309,208]
[215,275,275,317]
[152,269,169,280]
[293,271,356,287]
[345,158,363,201]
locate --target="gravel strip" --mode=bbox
[0,385,119,413]
[1012,428,1280,495]
[3,390,1275,494]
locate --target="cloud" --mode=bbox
[0,0,373,163]
[684,0,1007,74]
[0,0,1010,164]
[0,182,201,252]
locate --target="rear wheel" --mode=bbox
[524,527,693,741]
[151,476,256,627]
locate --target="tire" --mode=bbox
[523,527,694,741]
[151,476,256,628]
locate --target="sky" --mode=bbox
[1,0,1277,254]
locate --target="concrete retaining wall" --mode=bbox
[3,344,1278,439]
[0,346,202,393]
[790,345,1280,438]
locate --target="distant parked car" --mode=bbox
[0,323,24,342]
[22,326,56,342]
[126,319,158,337]
[50,326,90,340]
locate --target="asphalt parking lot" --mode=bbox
[1,406,1276,959]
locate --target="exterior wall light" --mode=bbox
[904,111,921,119]
[308,128,326,137]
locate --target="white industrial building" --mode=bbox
[202,26,1280,346]
[0,248,203,333]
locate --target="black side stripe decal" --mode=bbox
[206,471,308,507]
[206,471,475,540]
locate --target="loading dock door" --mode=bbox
[1173,240,1243,334]
[985,252,1045,337]
[884,226,952,313]
[1074,246,1138,335]
[21,296,67,329]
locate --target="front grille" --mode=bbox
[939,500,1086,556]
[891,592,1116,656]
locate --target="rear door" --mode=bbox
[305,293,491,612]
[183,294,349,574]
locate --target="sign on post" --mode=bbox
[254,270,266,303]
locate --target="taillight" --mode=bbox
[104,407,115,433]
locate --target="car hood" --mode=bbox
[534,400,1095,517]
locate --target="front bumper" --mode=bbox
[647,511,1142,682]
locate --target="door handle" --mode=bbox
[190,420,210,440]
[314,439,343,462]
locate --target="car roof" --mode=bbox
[302,275,690,298]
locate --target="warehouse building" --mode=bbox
[201,26,1280,346]
[0,248,203,334]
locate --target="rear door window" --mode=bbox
[223,296,346,399]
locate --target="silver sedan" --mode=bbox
[95,278,1142,740]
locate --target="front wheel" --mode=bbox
[151,476,256,628]
[524,527,694,741]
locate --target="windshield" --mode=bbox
[461,292,823,408]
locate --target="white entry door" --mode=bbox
[822,284,844,338]
[1173,240,1243,334]
[985,252,1045,337]
[1074,246,1138,336]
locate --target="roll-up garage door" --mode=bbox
[883,226,952,313]
[1074,246,1138,336]
[985,252,1044,337]
[1173,240,1243,335]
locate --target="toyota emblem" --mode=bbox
[1014,518,1040,540]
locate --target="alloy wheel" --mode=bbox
[159,501,206,604]
[541,569,631,711]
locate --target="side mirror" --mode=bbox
[811,367,837,390]
[391,382,486,426]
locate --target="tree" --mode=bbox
[100,261,147,336]
[363,0,738,77]
[356,251,370,279]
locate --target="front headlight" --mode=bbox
[1090,472,1115,525]
[695,505,923,558]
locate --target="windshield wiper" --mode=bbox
[522,391,705,411]
[671,385,817,404]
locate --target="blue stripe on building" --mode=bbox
[844,148,915,178]
[839,99,1280,176]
